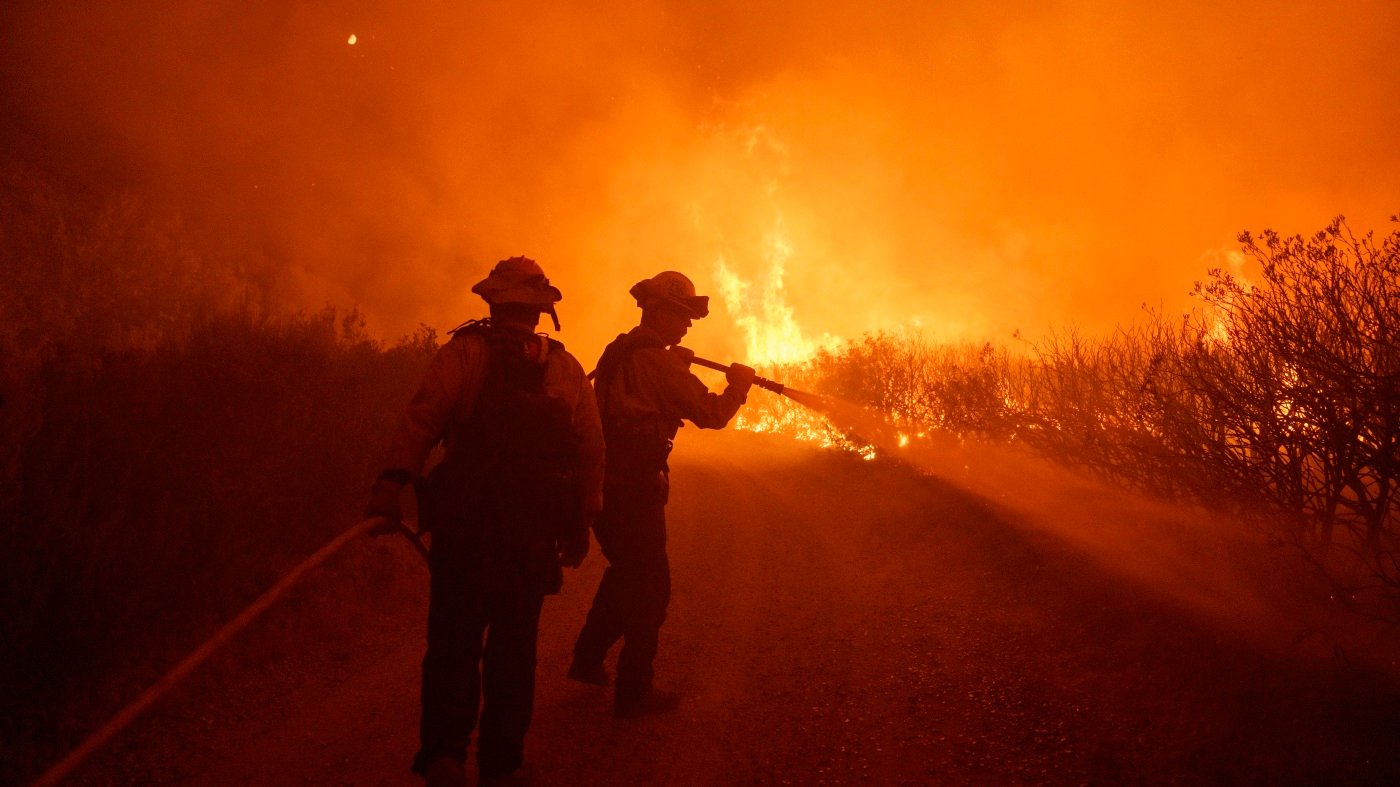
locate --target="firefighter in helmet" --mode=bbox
[365,257,604,786]
[569,270,755,718]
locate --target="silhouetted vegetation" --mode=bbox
[0,161,438,781]
[0,309,435,781]
[3,150,1395,781]
[758,216,1400,619]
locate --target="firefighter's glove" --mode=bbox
[558,528,590,569]
[364,476,404,536]
[726,363,757,392]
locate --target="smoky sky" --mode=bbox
[4,0,1398,363]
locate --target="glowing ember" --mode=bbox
[347,34,357,45]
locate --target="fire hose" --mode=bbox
[670,347,833,417]
[584,345,790,396]
[671,346,786,394]
[35,352,784,785]
[28,516,425,787]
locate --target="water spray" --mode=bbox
[674,347,900,453]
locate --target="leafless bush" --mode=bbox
[802,332,1017,438]
[789,217,1399,616]
[1178,217,1400,610]
[1009,315,1249,504]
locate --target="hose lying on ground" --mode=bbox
[30,517,406,787]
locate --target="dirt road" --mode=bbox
[72,430,1400,785]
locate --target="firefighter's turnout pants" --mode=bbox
[415,523,544,780]
[573,479,671,702]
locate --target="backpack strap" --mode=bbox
[592,331,668,383]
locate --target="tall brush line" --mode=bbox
[738,218,1400,617]
[1,308,436,785]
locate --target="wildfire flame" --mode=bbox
[714,216,836,366]
[1202,248,1252,346]
[709,214,899,458]
[736,405,879,461]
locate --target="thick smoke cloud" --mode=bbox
[4,0,1398,362]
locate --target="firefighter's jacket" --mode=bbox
[383,324,606,527]
[594,325,748,487]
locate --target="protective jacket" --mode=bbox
[382,320,604,593]
[593,325,748,487]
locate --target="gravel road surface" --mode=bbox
[71,430,1400,785]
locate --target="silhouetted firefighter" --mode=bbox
[365,257,604,787]
[570,271,755,718]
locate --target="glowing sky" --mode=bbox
[4,0,1397,363]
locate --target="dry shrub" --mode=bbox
[0,306,434,779]
[0,161,450,780]
[803,333,1017,438]
[1177,217,1400,614]
[1011,316,1230,503]
[0,155,278,515]
[784,217,1400,618]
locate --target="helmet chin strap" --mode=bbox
[546,304,561,332]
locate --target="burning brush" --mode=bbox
[675,346,919,461]
[673,345,853,430]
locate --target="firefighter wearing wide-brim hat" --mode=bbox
[365,256,604,786]
[569,270,755,718]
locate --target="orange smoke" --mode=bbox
[3,0,1398,365]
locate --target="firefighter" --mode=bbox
[569,270,755,718]
[364,257,604,787]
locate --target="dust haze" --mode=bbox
[5,0,1398,362]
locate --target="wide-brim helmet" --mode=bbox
[471,256,562,308]
[629,270,709,319]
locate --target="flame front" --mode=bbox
[708,211,891,457]
[714,217,835,367]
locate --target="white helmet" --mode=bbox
[629,271,709,319]
[471,256,562,308]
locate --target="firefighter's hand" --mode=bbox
[558,529,589,568]
[669,346,695,366]
[726,363,756,390]
[364,478,403,536]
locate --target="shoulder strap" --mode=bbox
[591,331,667,383]
[453,318,562,364]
